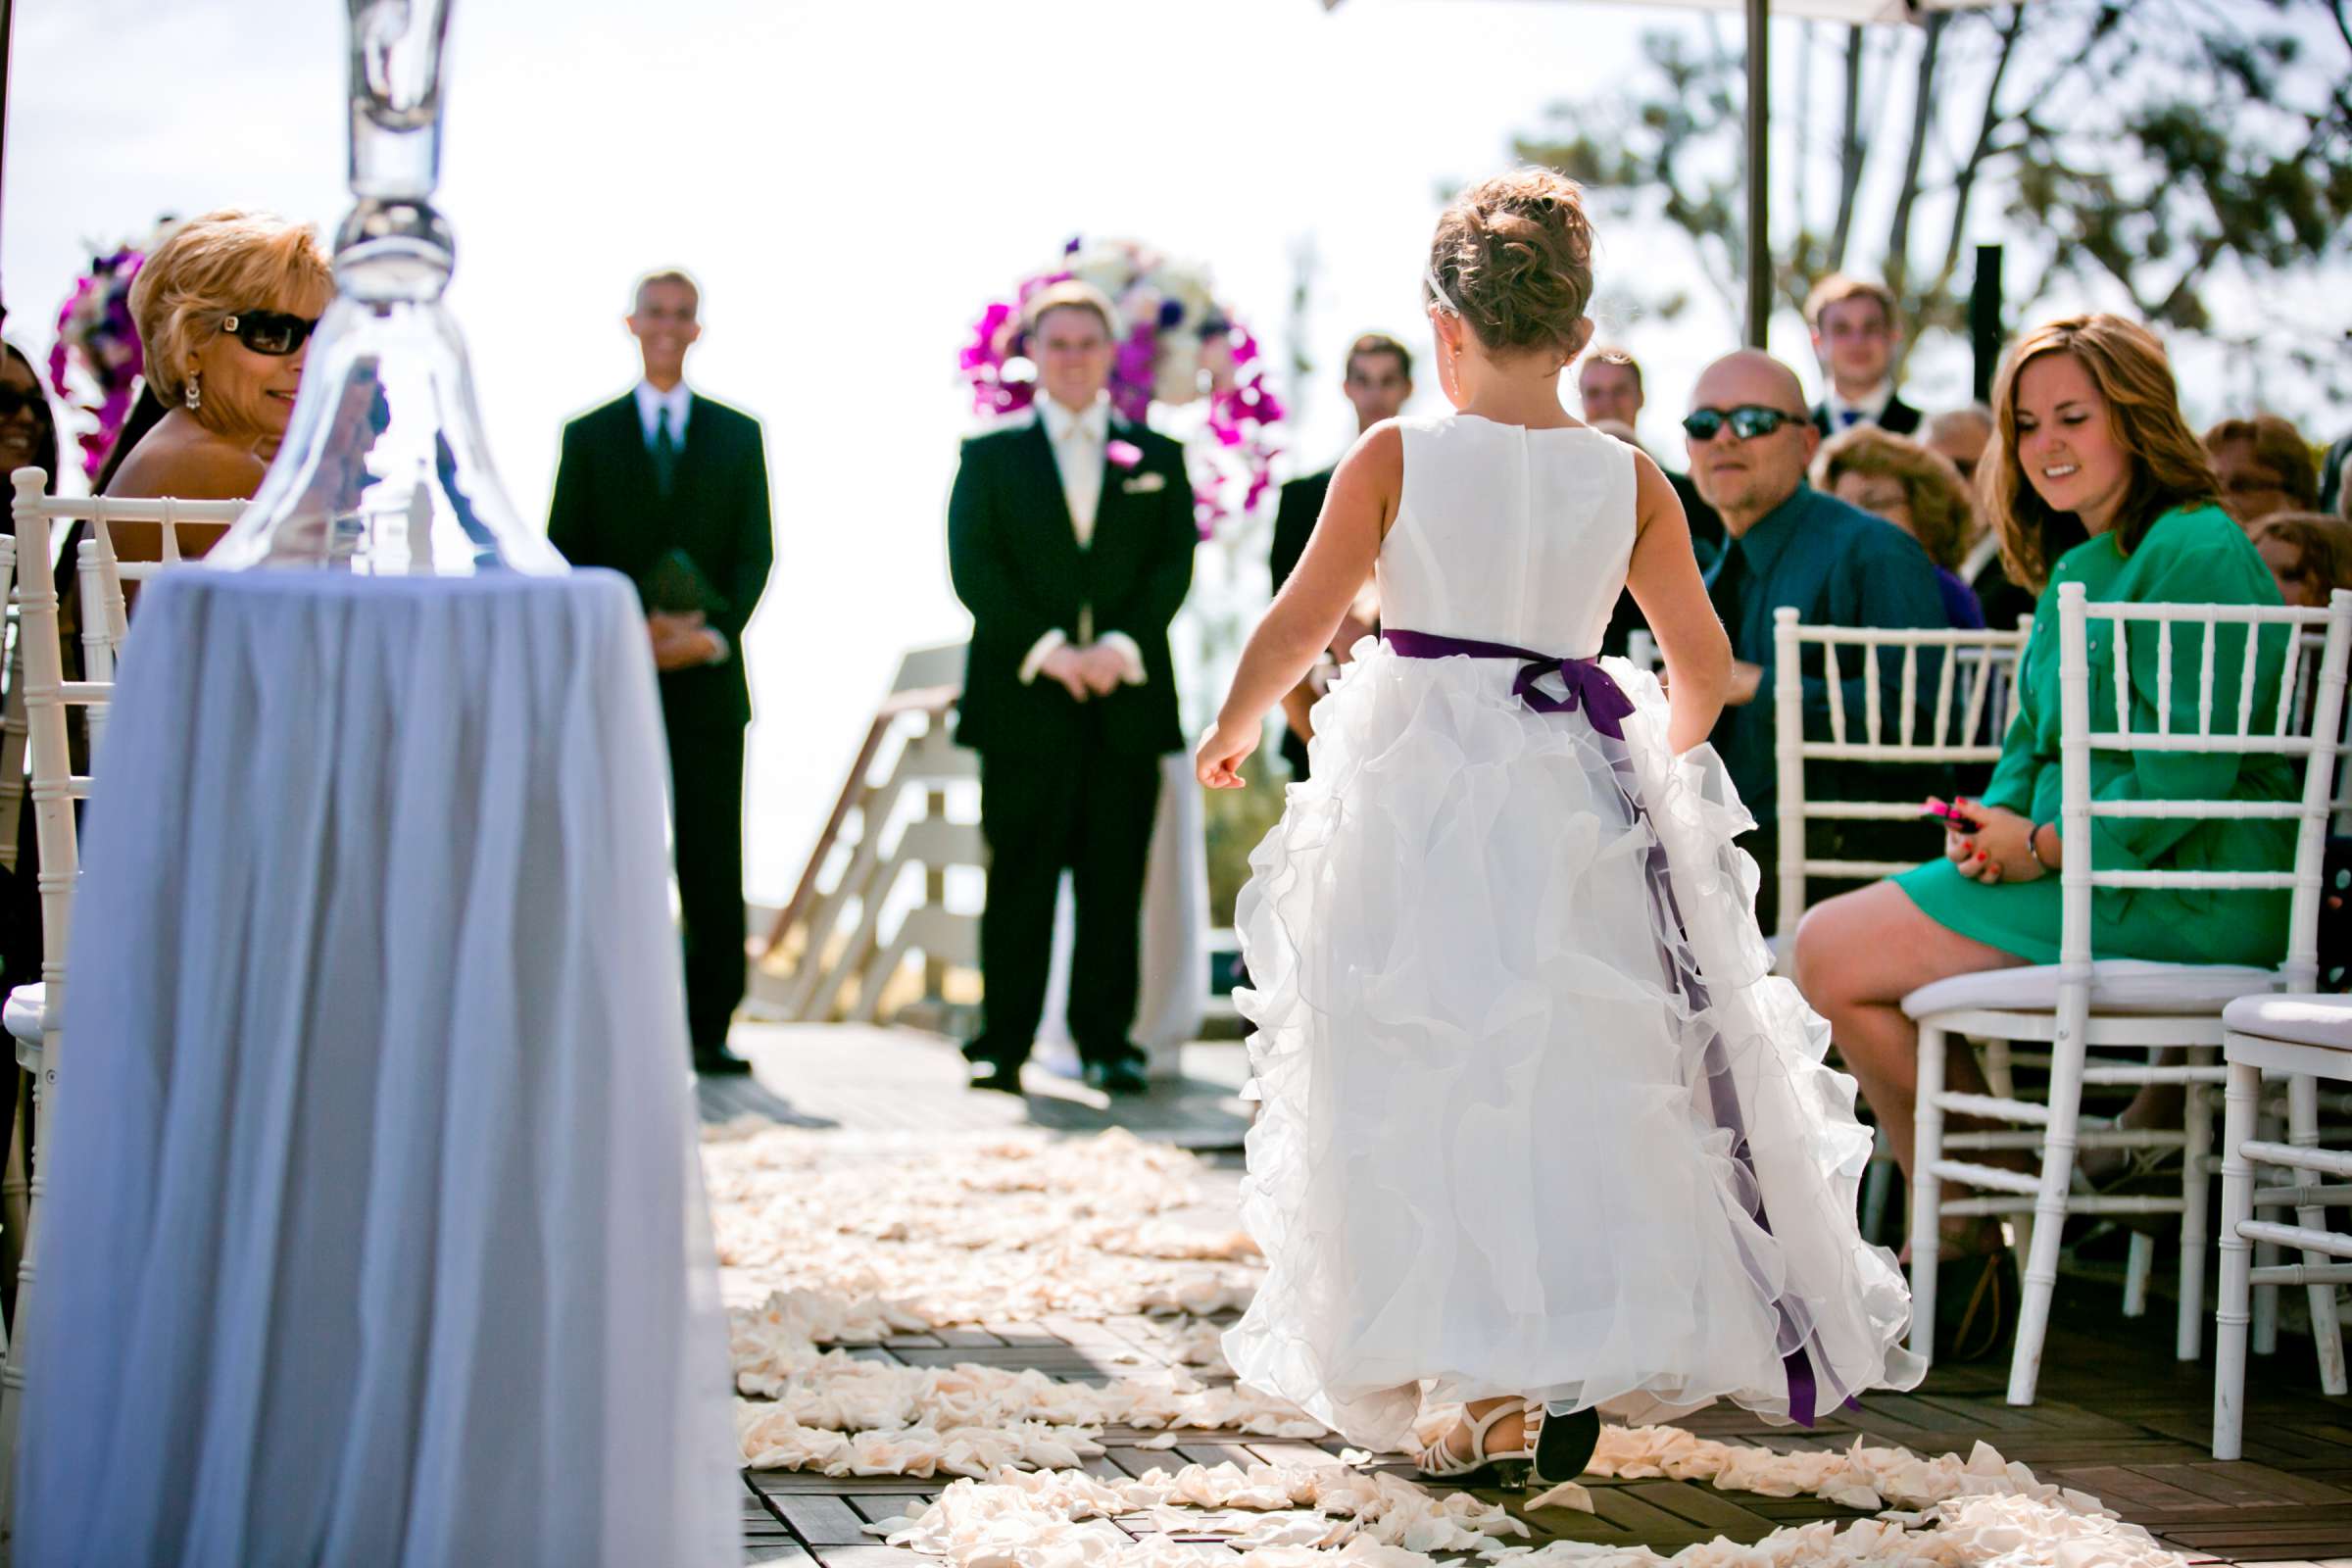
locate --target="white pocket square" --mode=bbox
[1121,472,1167,494]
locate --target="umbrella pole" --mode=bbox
[1744,0,1771,347]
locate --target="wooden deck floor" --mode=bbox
[714,1022,2352,1566]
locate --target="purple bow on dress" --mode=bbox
[1383,629,1638,739]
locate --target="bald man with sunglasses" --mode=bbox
[1687,350,1947,933]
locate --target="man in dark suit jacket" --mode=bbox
[948,282,1199,1097]
[1804,273,1923,439]
[548,269,773,1077]
[1266,332,1413,778]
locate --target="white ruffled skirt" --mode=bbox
[1221,642,1925,1452]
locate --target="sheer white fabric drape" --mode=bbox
[14,569,737,1567]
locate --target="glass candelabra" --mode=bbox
[208,0,563,573]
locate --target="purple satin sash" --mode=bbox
[1382,629,1637,739]
[1385,624,1828,1425]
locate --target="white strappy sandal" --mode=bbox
[1412,1400,1535,1491]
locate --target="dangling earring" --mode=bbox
[183,373,202,413]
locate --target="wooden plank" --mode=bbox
[810,1548,939,1568]
[1244,1442,1346,1469]
[2133,1463,2352,1507]
[845,1495,934,1526]
[1620,1479,1784,1536]
[743,1547,816,1566]
[2046,1465,2218,1511]
[775,1495,872,1545]
[1173,1444,1263,1470]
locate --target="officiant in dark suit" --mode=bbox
[548,269,773,1077]
[947,281,1199,1097]
[1266,332,1411,780]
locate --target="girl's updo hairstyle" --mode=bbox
[1425,168,1596,359]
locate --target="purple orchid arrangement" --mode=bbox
[50,243,150,482]
[958,236,1285,535]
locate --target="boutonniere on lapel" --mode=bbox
[1108,439,1164,493]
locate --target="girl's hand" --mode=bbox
[1196,715,1261,790]
[1948,802,2043,884]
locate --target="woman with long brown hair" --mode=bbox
[1790,315,2293,1336]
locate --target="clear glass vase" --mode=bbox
[207,0,562,573]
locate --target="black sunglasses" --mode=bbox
[220,310,320,357]
[1683,405,1801,442]
[0,385,47,420]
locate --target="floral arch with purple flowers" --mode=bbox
[958,237,1285,536]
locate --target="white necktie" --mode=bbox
[1058,422,1103,547]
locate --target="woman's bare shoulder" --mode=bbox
[104,424,268,502]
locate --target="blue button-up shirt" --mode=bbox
[1703,482,1949,815]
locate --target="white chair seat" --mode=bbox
[5,982,43,1045]
[2222,992,2352,1052]
[1902,959,2276,1020]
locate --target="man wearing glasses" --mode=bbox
[1687,350,1946,933]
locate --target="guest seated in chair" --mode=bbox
[1686,348,1948,935]
[1793,315,2295,1320]
[2250,511,2352,610]
[102,210,331,514]
[1815,423,1986,629]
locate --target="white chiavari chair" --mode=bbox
[2211,992,2352,1458]
[0,470,239,1532]
[0,533,18,1326]
[0,468,113,1522]
[1768,611,2032,1245]
[1769,610,2031,955]
[1907,584,2352,1406]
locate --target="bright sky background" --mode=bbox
[7,0,2343,901]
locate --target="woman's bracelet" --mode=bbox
[2026,820,2055,874]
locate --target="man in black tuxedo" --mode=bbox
[1804,274,1923,439]
[948,281,1198,1097]
[1578,346,1725,658]
[1266,332,1412,779]
[548,269,773,1077]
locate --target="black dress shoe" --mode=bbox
[1083,1056,1150,1097]
[968,1058,1025,1095]
[692,1049,754,1078]
[1534,1404,1601,1485]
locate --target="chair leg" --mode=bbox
[0,1036,52,1539]
[2213,1059,2260,1460]
[1981,1036,2015,1102]
[2286,1074,2348,1396]
[2124,1233,2154,1318]
[2179,1067,2214,1362]
[1860,1127,1894,1247]
[2252,1101,2282,1357]
[1908,1024,1945,1363]
[2008,1016,2084,1407]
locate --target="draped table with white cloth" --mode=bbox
[12,568,738,1567]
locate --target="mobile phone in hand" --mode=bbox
[1923,797,1983,833]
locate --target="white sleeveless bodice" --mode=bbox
[1376,413,1637,659]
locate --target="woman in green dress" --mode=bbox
[1792,315,2290,1275]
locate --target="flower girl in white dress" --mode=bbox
[1195,171,1923,1490]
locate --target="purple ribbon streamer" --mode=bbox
[1384,622,1825,1426]
[1382,629,1637,740]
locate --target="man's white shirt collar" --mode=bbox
[1827,379,1894,427]
[634,379,693,446]
[1038,394,1109,448]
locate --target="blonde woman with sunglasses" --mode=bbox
[102,210,332,525]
